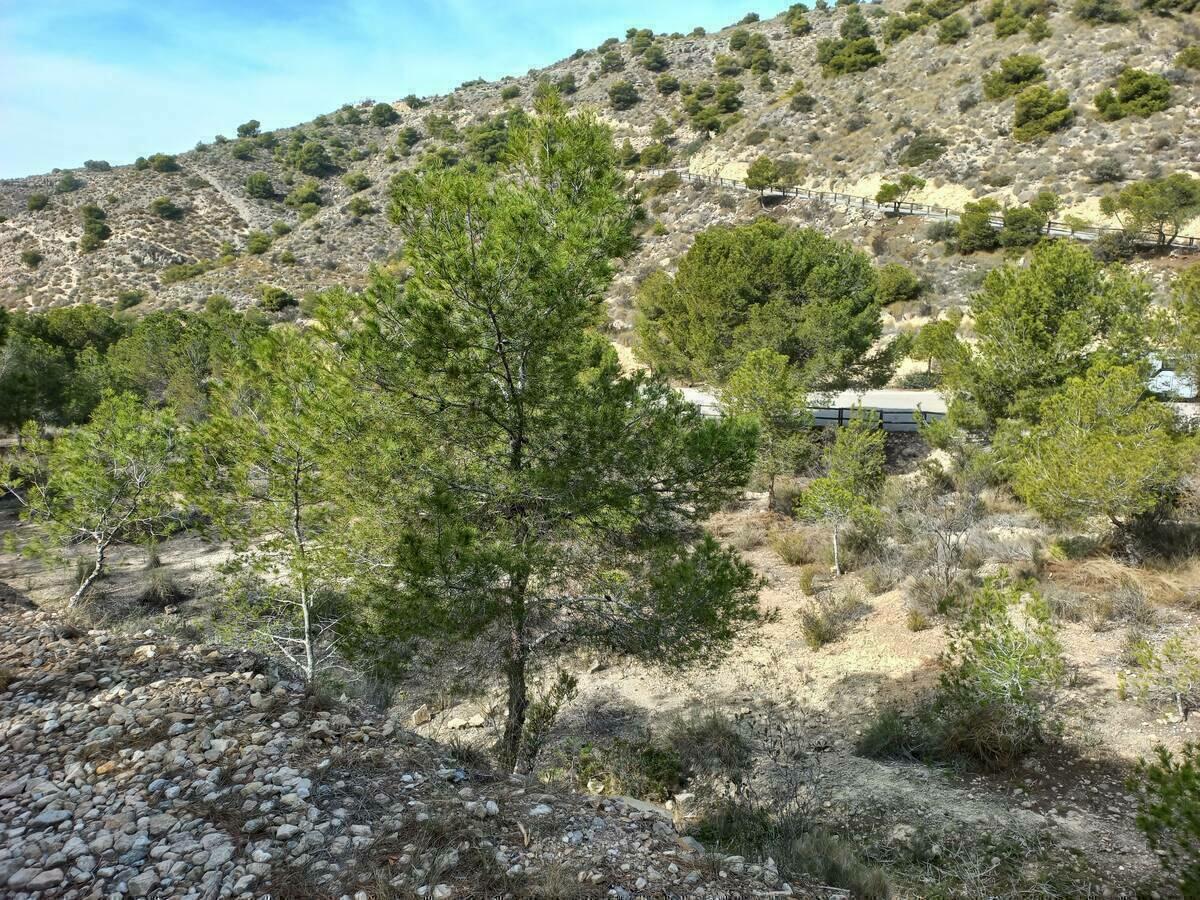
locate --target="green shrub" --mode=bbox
[642,44,669,72]
[998,206,1046,247]
[1177,45,1200,70]
[285,178,322,208]
[608,80,640,110]
[55,173,84,194]
[857,706,923,758]
[937,13,970,43]
[957,198,1001,252]
[146,153,180,173]
[882,12,930,44]
[149,196,183,220]
[259,284,296,311]
[245,172,274,199]
[906,608,931,631]
[161,259,219,284]
[656,73,680,95]
[347,195,373,217]
[285,140,333,176]
[83,159,111,171]
[643,170,682,196]
[236,119,260,138]
[245,231,272,255]
[816,36,885,76]
[876,262,921,303]
[78,204,111,253]
[230,140,254,160]
[370,102,399,126]
[27,193,49,211]
[926,219,959,244]
[499,84,521,101]
[1013,85,1074,141]
[1094,68,1171,120]
[1119,631,1200,720]
[790,92,817,112]
[1072,0,1133,21]
[1026,13,1053,40]
[936,580,1065,769]
[798,592,864,649]
[20,249,43,268]
[548,737,683,802]
[769,529,822,566]
[785,3,812,34]
[116,289,146,310]
[667,710,750,777]
[898,132,947,166]
[983,54,1046,100]
[342,171,370,192]
[599,49,625,73]
[1129,743,1200,896]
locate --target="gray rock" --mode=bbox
[29,808,72,828]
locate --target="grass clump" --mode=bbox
[667,709,750,777]
[769,528,824,566]
[798,591,864,649]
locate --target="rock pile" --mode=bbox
[0,590,790,898]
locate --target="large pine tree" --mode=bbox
[326,96,764,770]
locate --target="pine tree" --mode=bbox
[324,97,764,770]
[193,327,352,685]
[799,412,884,575]
[722,349,813,508]
[2,393,187,605]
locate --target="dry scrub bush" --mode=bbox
[769,527,826,566]
[667,709,751,778]
[798,591,865,649]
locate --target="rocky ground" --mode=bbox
[0,585,798,900]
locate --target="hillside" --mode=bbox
[1,0,1197,323]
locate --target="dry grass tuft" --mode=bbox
[1044,556,1188,607]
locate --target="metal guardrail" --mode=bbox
[646,169,1199,252]
[694,401,945,432]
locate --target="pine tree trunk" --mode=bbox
[832,525,841,577]
[292,466,316,687]
[500,613,529,773]
[69,541,106,607]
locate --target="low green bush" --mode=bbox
[608,80,640,110]
[1129,743,1200,896]
[245,231,272,255]
[1094,68,1171,121]
[259,284,296,311]
[1013,85,1074,141]
[860,580,1065,770]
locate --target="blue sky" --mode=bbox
[0,1,784,177]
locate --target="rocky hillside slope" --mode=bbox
[0,586,792,899]
[0,1,1197,315]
